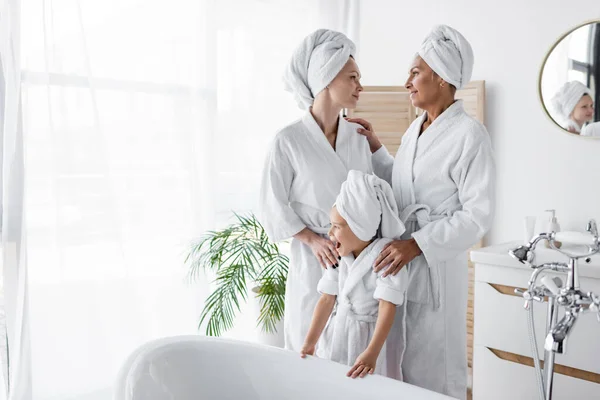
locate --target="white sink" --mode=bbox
[471,241,600,279]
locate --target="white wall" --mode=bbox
[358,0,600,245]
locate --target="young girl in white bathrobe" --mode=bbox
[300,170,409,380]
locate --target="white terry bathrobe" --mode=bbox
[316,171,409,379]
[581,121,600,137]
[259,30,373,351]
[372,25,496,399]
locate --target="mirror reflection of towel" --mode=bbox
[551,81,592,124]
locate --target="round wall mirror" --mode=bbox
[540,21,600,137]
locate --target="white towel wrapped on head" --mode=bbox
[551,81,592,125]
[283,29,356,110]
[335,170,406,241]
[418,24,474,90]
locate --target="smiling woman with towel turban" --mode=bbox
[258,29,374,351]
[347,25,495,399]
[551,81,594,133]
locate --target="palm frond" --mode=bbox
[186,212,289,336]
[255,253,288,333]
[198,262,248,336]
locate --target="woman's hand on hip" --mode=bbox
[373,238,422,277]
[345,117,382,153]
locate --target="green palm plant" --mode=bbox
[186,213,288,336]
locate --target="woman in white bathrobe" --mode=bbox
[300,170,409,380]
[348,25,495,399]
[258,30,374,351]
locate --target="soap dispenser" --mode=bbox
[545,209,562,248]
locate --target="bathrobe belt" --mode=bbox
[335,302,378,323]
[330,301,378,363]
[399,203,445,310]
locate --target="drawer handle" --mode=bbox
[488,283,549,302]
[488,283,525,298]
[487,347,600,384]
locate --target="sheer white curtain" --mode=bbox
[11,0,360,398]
[2,0,32,399]
[202,0,361,343]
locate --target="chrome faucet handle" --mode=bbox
[524,287,546,303]
[516,287,545,308]
[514,288,531,309]
[587,219,598,237]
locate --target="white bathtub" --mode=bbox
[114,335,455,400]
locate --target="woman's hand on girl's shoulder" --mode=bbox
[374,238,422,277]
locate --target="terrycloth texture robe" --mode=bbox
[316,238,409,380]
[372,99,495,399]
[258,111,372,351]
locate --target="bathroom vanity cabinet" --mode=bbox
[471,242,600,399]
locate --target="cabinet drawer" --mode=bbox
[472,345,600,400]
[474,280,600,374]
